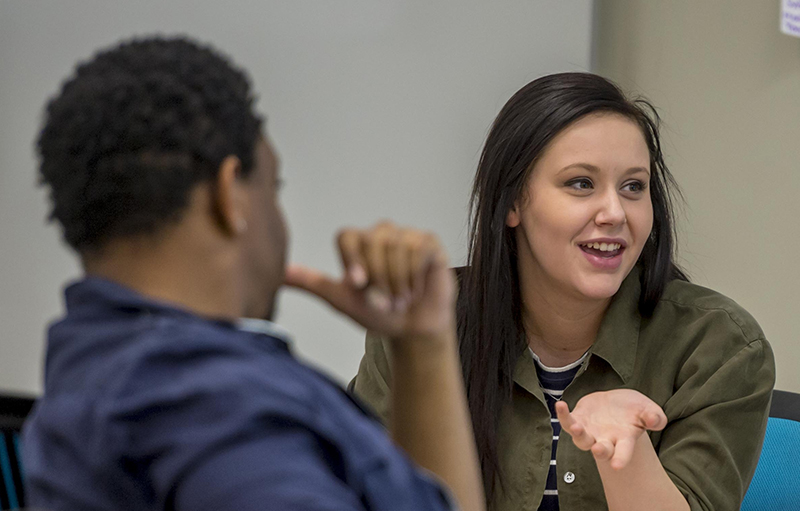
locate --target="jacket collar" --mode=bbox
[588,266,641,384]
[64,276,199,319]
[64,276,293,345]
[512,267,642,393]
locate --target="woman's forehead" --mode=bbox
[534,113,650,173]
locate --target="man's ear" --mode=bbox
[506,205,521,228]
[213,155,249,236]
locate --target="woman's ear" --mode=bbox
[213,155,249,236]
[506,206,521,228]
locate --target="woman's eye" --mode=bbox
[567,178,593,191]
[622,180,646,193]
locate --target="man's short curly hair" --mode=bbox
[38,36,263,251]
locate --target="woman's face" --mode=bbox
[507,113,653,302]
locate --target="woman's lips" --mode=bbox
[579,244,625,270]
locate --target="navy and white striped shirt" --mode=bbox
[530,349,589,511]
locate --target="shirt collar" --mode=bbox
[236,317,293,345]
[528,347,589,373]
[65,277,294,345]
[587,266,642,384]
[64,276,195,318]
[513,266,642,393]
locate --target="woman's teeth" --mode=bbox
[581,242,621,252]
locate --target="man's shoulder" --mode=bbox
[37,316,324,438]
[110,318,321,418]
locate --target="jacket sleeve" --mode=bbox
[350,330,394,426]
[175,423,368,511]
[657,337,775,511]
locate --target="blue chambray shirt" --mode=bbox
[23,278,455,511]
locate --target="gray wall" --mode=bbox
[0,0,594,393]
[595,0,800,392]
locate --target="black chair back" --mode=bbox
[0,394,35,510]
[769,389,800,421]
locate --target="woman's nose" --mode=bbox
[594,190,626,226]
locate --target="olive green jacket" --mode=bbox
[351,271,775,511]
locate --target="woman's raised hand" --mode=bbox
[555,389,667,470]
[284,221,457,342]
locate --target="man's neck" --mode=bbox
[82,233,243,321]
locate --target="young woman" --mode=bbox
[351,72,775,511]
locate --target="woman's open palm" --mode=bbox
[556,389,667,470]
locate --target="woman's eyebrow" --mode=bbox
[557,163,651,177]
[624,166,651,177]
[556,162,601,175]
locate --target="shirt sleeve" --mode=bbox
[174,423,365,511]
[350,330,393,425]
[657,338,775,511]
[115,342,455,511]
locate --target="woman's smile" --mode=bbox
[577,238,627,270]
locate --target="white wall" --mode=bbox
[0,0,594,393]
[594,0,800,392]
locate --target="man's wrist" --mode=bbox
[389,321,458,365]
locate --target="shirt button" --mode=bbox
[564,471,576,484]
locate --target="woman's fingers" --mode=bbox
[554,401,572,426]
[642,409,668,431]
[555,401,595,451]
[557,390,667,471]
[609,437,636,470]
[591,439,614,461]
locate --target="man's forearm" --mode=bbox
[596,434,689,511]
[389,326,485,511]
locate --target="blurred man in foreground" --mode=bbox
[23,36,483,511]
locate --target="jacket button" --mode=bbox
[564,471,575,484]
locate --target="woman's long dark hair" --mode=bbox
[456,72,687,502]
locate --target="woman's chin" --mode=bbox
[573,276,625,301]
